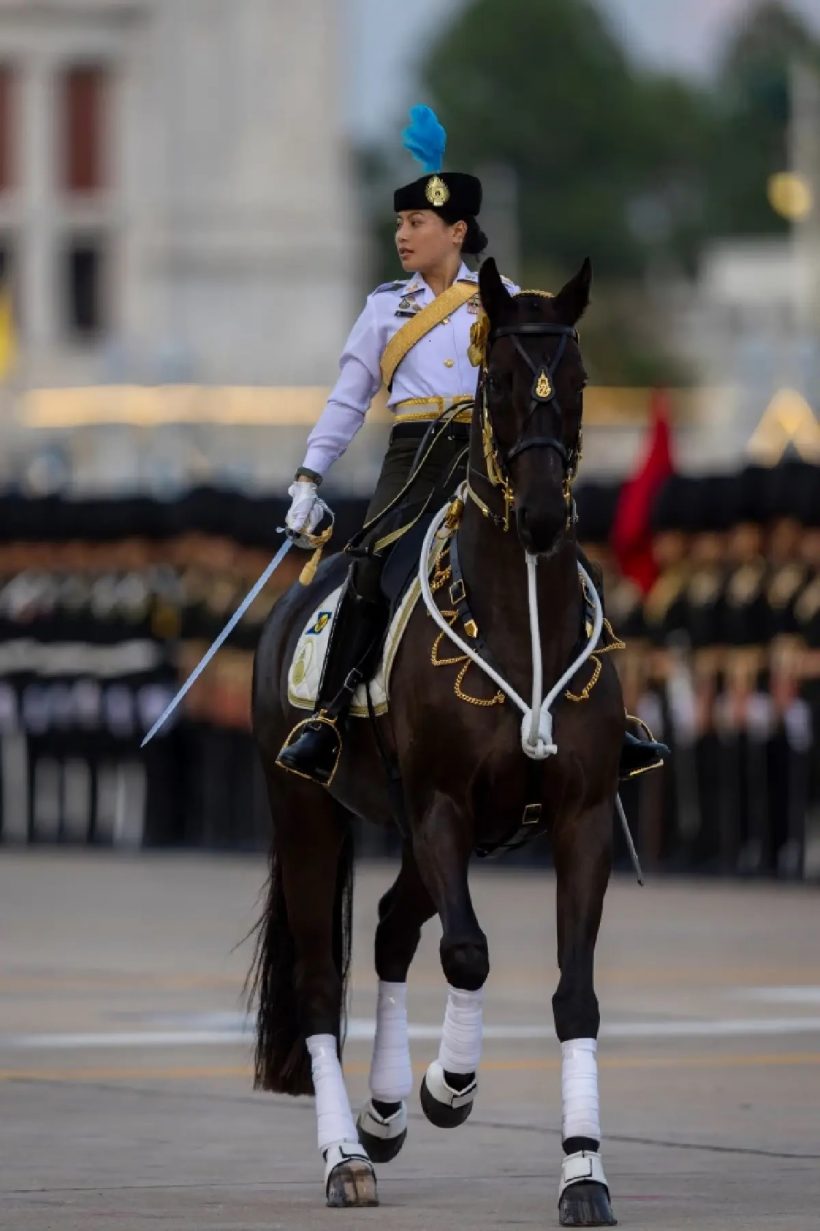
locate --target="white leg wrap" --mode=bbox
[561,1037,601,1143]
[369,980,412,1102]
[438,984,484,1074]
[306,1033,358,1153]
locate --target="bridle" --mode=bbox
[467,314,583,534]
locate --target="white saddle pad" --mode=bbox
[287,539,443,717]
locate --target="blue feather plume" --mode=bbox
[401,105,447,173]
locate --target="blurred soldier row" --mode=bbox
[0,488,367,851]
[578,460,819,880]
[0,466,817,878]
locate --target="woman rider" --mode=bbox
[277,106,665,785]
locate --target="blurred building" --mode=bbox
[0,0,361,389]
[662,237,820,474]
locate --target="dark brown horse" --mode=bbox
[250,258,621,1226]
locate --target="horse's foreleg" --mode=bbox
[413,794,487,1128]
[552,800,616,1228]
[357,846,436,1162]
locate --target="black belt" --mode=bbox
[390,420,471,444]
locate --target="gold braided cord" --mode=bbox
[564,654,603,703]
[427,536,505,708]
[455,661,506,707]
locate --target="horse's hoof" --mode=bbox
[357,1099,408,1163]
[324,1143,379,1208]
[419,1060,476,1128]
[559,1182,617,1227]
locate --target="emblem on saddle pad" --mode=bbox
[292,641,314,687]
[309,612,332,635]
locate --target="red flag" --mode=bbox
[611,389,675,595]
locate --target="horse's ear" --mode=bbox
[551,258,592,325]
[479,257,513,322]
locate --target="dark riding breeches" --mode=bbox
[350,425,469,603]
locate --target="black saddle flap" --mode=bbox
[379,510,438,617]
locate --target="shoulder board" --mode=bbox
[767,563,806,609]
[501,275,516,288]
[795,576,820,626]
[371,280,406,296]
[644,568,687,623]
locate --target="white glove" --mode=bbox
[285,481,324,546]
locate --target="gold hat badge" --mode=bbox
[425,175,450,207]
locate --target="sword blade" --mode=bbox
[140,536,295,748]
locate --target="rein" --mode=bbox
[419,490,604,761]
[466,319,582,534]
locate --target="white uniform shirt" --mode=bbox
[302,261,519,477]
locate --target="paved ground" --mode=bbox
[1,850,819,1230]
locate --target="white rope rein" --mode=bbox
[419,493,604,761]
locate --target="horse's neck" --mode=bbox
[457,501,582,688]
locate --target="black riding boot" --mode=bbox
[579,551,669,781]
[277,582,386,786]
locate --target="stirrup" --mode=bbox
[618,713,669,780]
[276,712,343,786]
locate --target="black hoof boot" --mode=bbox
[356,1100,408,1163]
[559,1181,617,1226]
[277,716,341,786]
[419,1061,476,1128]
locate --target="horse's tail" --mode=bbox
[247,817,354,1096]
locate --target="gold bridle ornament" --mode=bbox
[465,299,582,535]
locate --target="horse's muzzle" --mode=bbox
[516,504,565,557]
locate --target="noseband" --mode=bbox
[468,318,582,534]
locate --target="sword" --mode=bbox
[140,535,295,748]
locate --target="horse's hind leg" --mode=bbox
[411,794,487,1129]
[250,773,377,1208]
[552,801,616,1227]
[357,844,436,1162]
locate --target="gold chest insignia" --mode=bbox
[395,295,420,318]
[468,311,490,367]
[425,175,450,207]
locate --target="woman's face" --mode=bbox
[395,210,465,273]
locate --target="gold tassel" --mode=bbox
[298,524,334,586]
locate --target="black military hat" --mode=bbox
[733,460,768,521]
[393,106,485,253]
[793,463,820,527]
[650,474,698,534]
[394,171,482,219]
[573,481,620,545]
[690,473,733,533]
